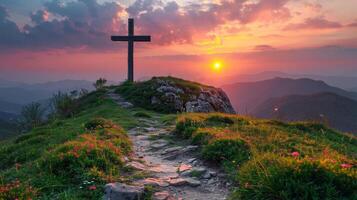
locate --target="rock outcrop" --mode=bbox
[118,77,235,114]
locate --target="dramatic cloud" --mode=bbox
[1,0,125,51]
[129,0,291,45]
[0,6,24,49]
[30,10,49,24]
[284,17,343,31]
[0,0,293,50]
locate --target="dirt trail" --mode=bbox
[108,91,231,200]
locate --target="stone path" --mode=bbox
[105,92,231,200]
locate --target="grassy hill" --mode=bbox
[175,113,357,199]
[0,78,356,199]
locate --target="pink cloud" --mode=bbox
[284,17,343,31]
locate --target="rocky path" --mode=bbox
[105,92,231,200]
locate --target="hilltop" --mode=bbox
[0,77,356,199]
[116,77,235,114]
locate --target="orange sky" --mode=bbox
[0,0,357,83]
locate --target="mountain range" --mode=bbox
[222,77,357,134]
[222,77,357,114]
[252,92,357,133]
[200,71,357,90]
[0,79,95,114]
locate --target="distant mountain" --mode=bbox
[252,93,357,134]
[350,87,357,92]
[0,100,22,114]
[0,79,26,88]
[201,71,357,90]
[0,111,18,121]
[222,77,357,114]
[0,80,95,110]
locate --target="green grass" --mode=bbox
[0,91,142,199]
[175,113,357,199]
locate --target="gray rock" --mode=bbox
[209,170,217,177]
[125,161,147,171]
[151,140,169,149]
[153,191,171,200]
[180,167,207,177]
[203,172,211,179]
[104,183,144,200]
[150,78,236,114]
[157,85,184,94]
[161,146,183,155]
[144,127,156,132]
[185,178,201,187]
[167,178,201,187]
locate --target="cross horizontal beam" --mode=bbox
[111,36,151,42]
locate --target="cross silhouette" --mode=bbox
[111,18,151,82]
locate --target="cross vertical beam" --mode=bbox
[128,18,134,82]
[111,18,151,82]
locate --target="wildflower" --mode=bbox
[89,185,97,190]
[341,163,353,169]
[291,151,300,157]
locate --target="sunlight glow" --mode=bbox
[213,62,222,71]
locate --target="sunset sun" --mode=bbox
[213,62,222,71]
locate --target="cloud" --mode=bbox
[0,0,293,51]
[284,17,343,31]
[0,5,24,49]
[254,45,276,51]
[30,10,49,24]
[128,0,291,45]
[0,0,125,51]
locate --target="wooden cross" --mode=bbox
[111,18,151,82]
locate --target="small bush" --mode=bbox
[0,180,37,200]
[205,115,234,126]
[202,139,250,164]
[85,118,113,130]
[94,78,107,90]
[18,102,45,131]
[41,134,124,183]
[133,112,152,118]
[235,154,357,200]
[50,92,78,118]
[175,117,204,138]
[191,131,212,145]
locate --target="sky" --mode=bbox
[0,0,356,83]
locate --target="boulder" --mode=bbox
[104,183,144,200]
[138,77,236,113]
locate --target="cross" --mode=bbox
[111,18,151,82]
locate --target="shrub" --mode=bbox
[41,121,131,184]
[202,139,250,164]
[191,131,212,145]
[133,112,152,118]
[205,115,234,126]
[41,134,124,183]
[18,102,45,131]
[85,118,113,130]
[94,78,107,90]
[234,154,357,200]
[175,117,204,138]
[0,180,37,200]
[50,92,78,118]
